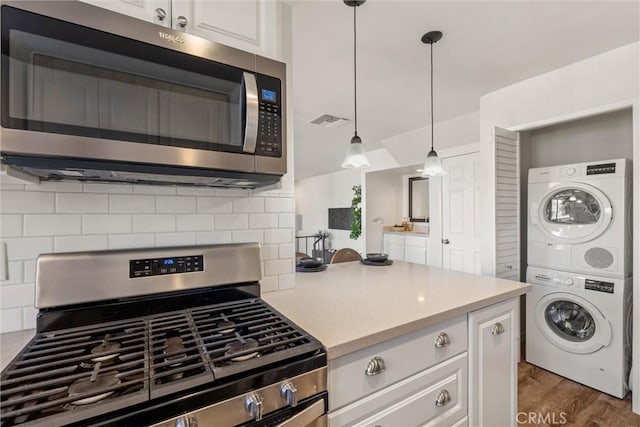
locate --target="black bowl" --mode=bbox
[365,253,388,263]
[298,257,323,268]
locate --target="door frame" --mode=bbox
[428,143,481,268]
[491,98,639,414]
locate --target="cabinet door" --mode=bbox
[468,298,518,427]
[171,0,280,58]
[404,246,427,265]
[80,0,171,27]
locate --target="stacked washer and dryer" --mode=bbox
[526,158,633,398]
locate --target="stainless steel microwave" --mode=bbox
[0,1,286,188]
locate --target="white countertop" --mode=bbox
[264,261,529,360]
[383,231,429,237]
[1,329,35,371]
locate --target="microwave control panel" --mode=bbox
[256,74,282,157]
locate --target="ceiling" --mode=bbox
[290,0,640,179]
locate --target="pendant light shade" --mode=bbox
[342,0,370,169]
[420,30,445,178]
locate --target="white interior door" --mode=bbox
[442,152,482,274]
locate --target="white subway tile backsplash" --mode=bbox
[176,214,214,232]
[109,233,155,249]
[155,232,196,247]
[278,213,295,229]
[55,235,108,252]
[156,196,197,213]
[22,306,37,330]
[0,184,25,191]
[0,192,54,213]
[24,215,81,236]
[23,260,36,283]
[264,259,292,276]
[176,187,216,196]
[265,198,293,213]
[110,195,155,213]
[233,198,264,213]
[1,307,23,333]
[232,230,263,244]
[25,182,83,192]
[278,274,295,290]
[1,261,23,286]
[261,245,279,260]
[197,197,233,213]
[279,243,295,259]
[83,215,132,235]
[132,215,175,233]
[83,183,133,194]
[214,214,248,230]
[56,193,108,213]
[1,215,23,237]
[249,213,278,229]
[196,231,232,244]
[264,229,292,244]
[133,185,177,195]
[215,189,249,198]
[3,237,53,261]
[0,283,35,309]
[261,276,279,293]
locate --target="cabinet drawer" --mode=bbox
[328,315,467,410]
[404,235,427,248]
[384,234,405,245]
[329,353,468,427]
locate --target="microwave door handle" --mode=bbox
[242,72,259,154]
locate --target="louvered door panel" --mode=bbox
[494,127,520,280]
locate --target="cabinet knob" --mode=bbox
[176,15,189,28]
[434,332,450,348]
[491,322,505,336]
[155,8,167,21]
[435,389,451,407]
[244,392,263,421]
[364,356,386,376]
[441,238,450,244]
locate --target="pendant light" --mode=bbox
[420,30,445,177]
[341,0,370,169]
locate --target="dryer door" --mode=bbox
[537,183,612,244]
[534,292,611,354]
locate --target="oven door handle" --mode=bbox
[242,72,259,154]
[275,399,326,427]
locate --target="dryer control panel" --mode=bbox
[586,163,616,175]
[585,279,614,293]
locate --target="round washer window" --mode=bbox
[545,189,601,225]
[544,300,596,342]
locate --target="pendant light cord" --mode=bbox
[430,41,434,152]
[353,5,358,136]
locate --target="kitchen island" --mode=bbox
[265,260,529,426]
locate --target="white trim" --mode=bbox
[632,98,639,415]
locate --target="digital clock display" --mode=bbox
[163,259,174,265]
[261,89,277,102]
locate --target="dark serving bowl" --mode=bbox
[365,253,388,263]
[297,257,323,268]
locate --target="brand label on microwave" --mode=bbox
[159,31,184,44]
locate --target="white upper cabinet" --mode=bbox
[81,0,281,59]
[80,0,172,27]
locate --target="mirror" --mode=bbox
[409,177,429,222]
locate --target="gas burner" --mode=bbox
[225,338,259,362]
[68,365,121,405]
[216,320,236,335]
[163,334,187,366]
[90,334,121,363]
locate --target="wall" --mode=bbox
[364,171,403,253]
[294,168,364,253]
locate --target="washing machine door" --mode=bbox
[536,183,612,243]
[535,292,611,354]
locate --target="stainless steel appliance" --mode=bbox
[1,1,286,189]
[0,244,327,426]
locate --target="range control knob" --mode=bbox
[280,381,298,407]
[563,278,575,286]
[245,392,263,421]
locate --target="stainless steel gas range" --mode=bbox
[0,244,327,426]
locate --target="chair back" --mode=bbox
[330,248,362,264]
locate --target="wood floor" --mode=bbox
[518,362,639,427]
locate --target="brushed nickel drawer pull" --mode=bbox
[365,356,386,376]
[435,389,451,407]
[434,332,450,348]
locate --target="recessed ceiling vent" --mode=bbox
[310,114,349,128]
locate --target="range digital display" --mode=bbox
[130,255,203,278]
[261,89,277,102]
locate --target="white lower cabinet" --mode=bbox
[468,298,518,427]
[383,233,428,265]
